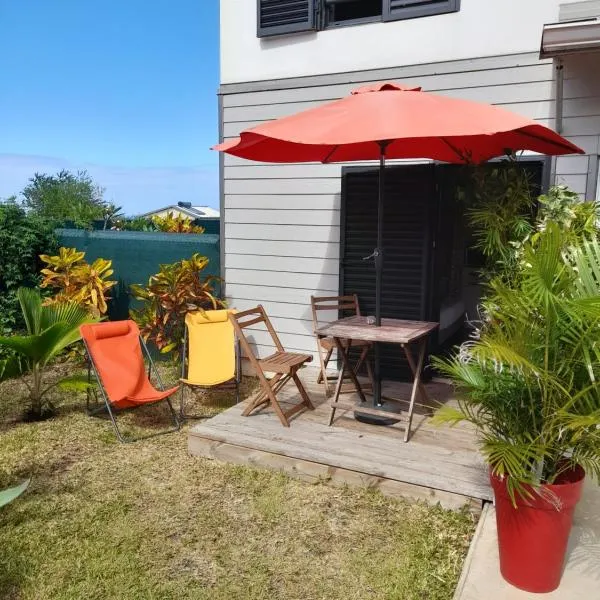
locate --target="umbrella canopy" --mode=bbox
[215,82,583,163]
[214,82,583,414]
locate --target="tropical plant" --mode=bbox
[130,254,223,355]
[0,202,58,351]
[0,479,30,508]
[152,212,205,234]
[0,288,95,419]
[434,222,600,501]
[461,158,535,282]
[536,185,599,241]
[117,216,157,232]
[40,247,117,317]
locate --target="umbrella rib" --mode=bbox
[440,137,471,163]
[514,128,581,154]
[322,145,340,164]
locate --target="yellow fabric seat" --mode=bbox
[180,309,240,417]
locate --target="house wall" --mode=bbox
[220,0,585,84]
[221,49,600,361]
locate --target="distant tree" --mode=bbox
[22,170,108,229]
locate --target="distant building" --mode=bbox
[138,202,220,234]
[139,202,219,220]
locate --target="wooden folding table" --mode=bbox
[315,316,439,442]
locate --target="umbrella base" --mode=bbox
[354,400,403,426]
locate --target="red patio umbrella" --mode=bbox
[214,82,583,407]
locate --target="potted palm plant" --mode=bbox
[434,215,600,592]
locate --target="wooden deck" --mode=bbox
[188,373,492,511]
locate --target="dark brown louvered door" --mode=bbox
[257,0,317,37]
[340,164,437,380]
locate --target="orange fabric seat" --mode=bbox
[80,320,178,410]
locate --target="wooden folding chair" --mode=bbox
[229,305,314,427]
[310,294,375,397]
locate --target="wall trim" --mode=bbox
[219,51,548,95]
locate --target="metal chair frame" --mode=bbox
[83,335,180,443]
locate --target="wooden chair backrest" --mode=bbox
[310,294,360,335]
[229,305,284,358]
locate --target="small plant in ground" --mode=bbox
[40,247,117,317]
[0,288,95,420]
[130,253,224,355]
[152,211,205,234]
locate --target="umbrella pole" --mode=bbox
[374,142,387,406]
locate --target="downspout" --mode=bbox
[555,57,564,134]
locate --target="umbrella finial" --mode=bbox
[351,82,422,94]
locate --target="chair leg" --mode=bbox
[292,371,314,410]
[316,347,333,396]
[180,384,186,420]
[242,373,282,416]
[328,343,349,426]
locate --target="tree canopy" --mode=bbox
[21,169,119,229]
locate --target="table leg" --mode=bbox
[403,343,432,410]
[403,338,427,443]
[335,337,367,403]
[328,337,367,426]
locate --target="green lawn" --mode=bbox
[0,364,475,600]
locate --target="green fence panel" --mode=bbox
[56,229,220,320]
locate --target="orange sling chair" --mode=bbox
[80,320,180,442]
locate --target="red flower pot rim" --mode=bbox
[490,464,585,510]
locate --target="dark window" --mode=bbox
[325,0,383,26]
[383,0,460,22]
[257,0,460,37]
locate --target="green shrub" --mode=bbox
[0,201,58,350]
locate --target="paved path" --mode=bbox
[455,478,600,599]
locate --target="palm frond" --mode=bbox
[17,287,42,335]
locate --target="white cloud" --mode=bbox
[0,154,219,215]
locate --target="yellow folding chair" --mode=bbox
[180,309,241,418]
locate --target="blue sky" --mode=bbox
[0,0,220,215]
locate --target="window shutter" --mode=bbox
[383,0,460,22]
[257,0,317,38]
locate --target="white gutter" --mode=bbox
[540,18,600,58]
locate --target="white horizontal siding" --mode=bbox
[225,194,341,211]
[225,208,339,226]
[227,283,335,305]
[225,238,340,259]
[225,253,339,276]
[227,268,338,292]
[226,223,340,243]
[222,58,555,107]
[223,51,600,359]
[225,178,342,195]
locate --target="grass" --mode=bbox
[0,361,476,599]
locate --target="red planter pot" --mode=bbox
[490,465,585,593]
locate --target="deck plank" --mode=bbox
[188,374,492,504]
